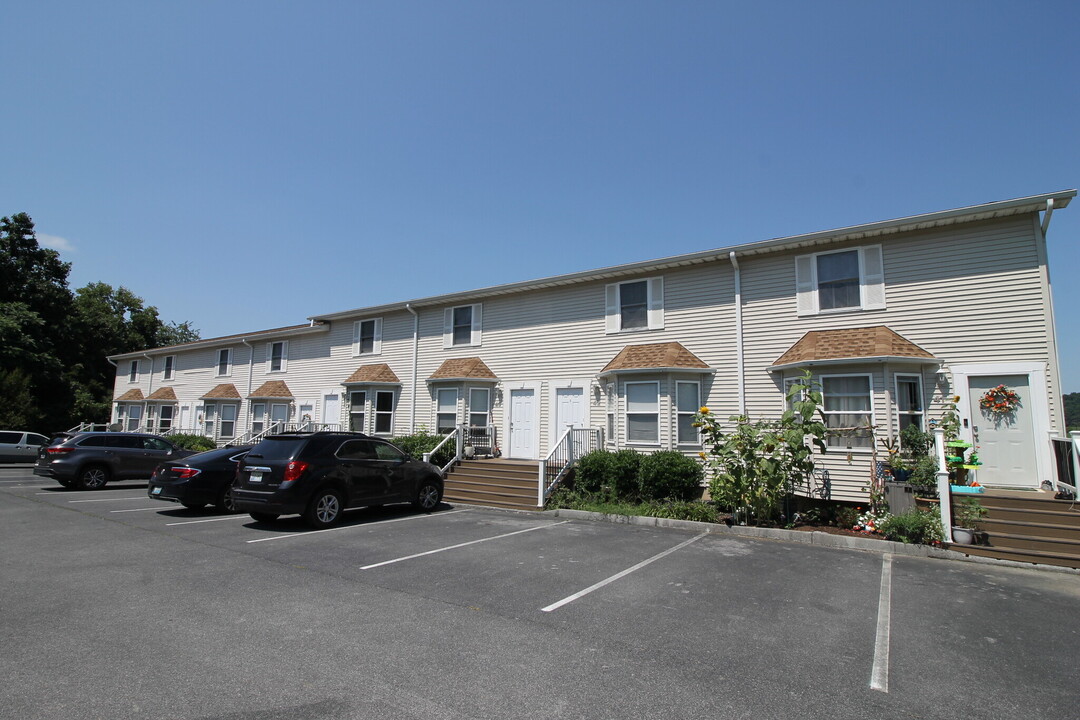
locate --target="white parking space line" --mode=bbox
[360,520,570,570]
[110,507,168,513]
[247,509,470,544]
[68,497,150,503]
[870,553,894,693]
[541,532,708,613]
[167,515,251,526]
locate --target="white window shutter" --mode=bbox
[352,321,361,355]
[443,309,453,349]
[280,342,288,372]
[373,318,383,354]
[265,343,272,373]
[605,284,619,334]
[471,304,482,346]
[860,245,886,310]
[647,277,664,330]
[795,254,817,316]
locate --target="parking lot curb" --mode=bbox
[544,508,1080,575]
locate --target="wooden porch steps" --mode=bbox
[443,459,541,512]
[948,489,1080,569]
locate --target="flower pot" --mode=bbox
[951,527,975,545]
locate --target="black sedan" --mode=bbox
[148,445,253,512]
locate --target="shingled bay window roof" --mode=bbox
[249,381,294,399]
[114,388,145,402]
[146,387,178,402]
[342,364,401,385]
[426,357,499,383]
[201,383,242,400]
[598,342,711,378]
[769,326,939,371]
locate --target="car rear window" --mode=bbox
[245,437,308,464]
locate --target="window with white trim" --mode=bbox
[267,341,287,373]
[821,374,873,449]
[352,318,382,356]
[605,277,664,333]
[128,361,139,383]
[124,404,142,431]
[895,374,924,432]
[443,304,482,348]
[219,404,237,438]
[436,388,458,433]
[795,245,885,316]
[605,383,616,444]
[468,388,490,429]
[216,349,232,377]
[349,391,366,432]
[675,381,700,445]
[157,405,174,432]
[251,403,266,435]
[374,391,394,434]
[163,355,175,381]
[625,381,660,444]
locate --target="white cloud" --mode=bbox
[38,233,76,253]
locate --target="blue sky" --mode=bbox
[3,2,1078,391]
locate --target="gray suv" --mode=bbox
[35,432,195,490]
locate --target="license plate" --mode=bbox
[250,472,263,483]
[151,486,163,495]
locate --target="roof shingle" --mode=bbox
[201,383,242,400]
[343,364,401,385]
[248,381,294,399]
[146,387,178,401]
[428,358,498,381]
[772,326,936,368]
[601,342,710,373]
[114,388,145,402]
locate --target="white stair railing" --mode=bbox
[538,427,602,507]
[424,426,463,475]
[1048,431,1079,499]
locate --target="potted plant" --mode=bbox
[951,498,988,545]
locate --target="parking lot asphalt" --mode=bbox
[3,470,1079,720]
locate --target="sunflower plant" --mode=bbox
[694,369,827,524]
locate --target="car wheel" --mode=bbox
[413,480,442,512]
[57,478,76,489]
[249,512,279,523]
[304,488,344,529]
[77,465,110,490]
[181,501,206,510]
[216,485,238,513]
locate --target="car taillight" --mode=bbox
[170,468,201,479]
[282,461,309,485]
[46,447,74,455]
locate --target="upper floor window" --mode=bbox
[128,361,139,383]
[162,355,175,381]
[605,278,664,333]
[352,318,382,356]
[216,348,232,377]
[795,245,884,316]
[443,304,482,348]
[821,374,873,449]
[267,341,288,373]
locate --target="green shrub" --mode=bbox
[637,451,704,501]
[609,449,643,499]
[167,433,216,451]
[834,504,860,529]
[574,450,615,494]
[390,430,456,467]
[643,500,719,523]
[878,508,944,545]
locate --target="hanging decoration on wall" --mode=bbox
[979,384,1021,416]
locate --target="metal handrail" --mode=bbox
[424,426,463,475]
[538,427,602,507]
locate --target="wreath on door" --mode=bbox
[979,384,1021,416]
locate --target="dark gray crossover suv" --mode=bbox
[35,432,195,489]
[232,432,444,528]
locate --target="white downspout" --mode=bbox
[241,338,255,436]
[143,353,154,431]
[729,252,746,415]
[406,304,419,432]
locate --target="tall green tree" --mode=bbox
[1064,392,1080,431]
[1,213,200,430]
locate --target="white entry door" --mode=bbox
[509,388,537,459]
[967,374,1038,488]
[322,393,341,428]
[179,405,191,433]
[555,387,587,455]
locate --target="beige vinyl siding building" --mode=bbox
[109,190,1075,504]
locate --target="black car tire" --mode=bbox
[304,487,344,529]
[413,480,442,512]
[249,512,279,523]
[181,501,206,510]
[57,478,76,489]
[77,465,110,490]
[216,485,238,513]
